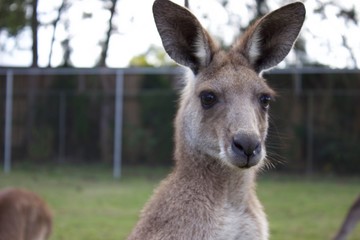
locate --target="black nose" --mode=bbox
[232,134,261,159]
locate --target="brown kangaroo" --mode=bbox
[128,1,305,239]
[0,188,52,240]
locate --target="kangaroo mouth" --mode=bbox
[231,156,261,169]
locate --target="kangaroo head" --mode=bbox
[153,0,305,169]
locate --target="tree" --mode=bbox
[98,0,118,67]
[98,0,119,162]
[312,1,358,68]
[48,0,69,67]
[0,0,27,36]
[184,0,189,8]
[0,0,39,67]
[31,0,39,67]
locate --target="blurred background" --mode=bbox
[1,0,359,175]
[0,0,359,239]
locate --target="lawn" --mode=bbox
[0,164,359,240]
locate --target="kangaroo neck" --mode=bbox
[174,141,257,204]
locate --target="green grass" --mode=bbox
[0,164,359,240]
[258,175,360,240]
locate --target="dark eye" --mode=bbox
[200,91,217,109]
[259,94,271,109]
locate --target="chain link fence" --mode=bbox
[1,67,360,176]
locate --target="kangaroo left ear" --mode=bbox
[232,2,306,74]
[153,0,219,74]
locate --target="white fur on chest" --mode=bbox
[215,203,267,240]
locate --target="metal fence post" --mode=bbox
[4,70,13,173]
[113,70,124,179]
[306,91,314,175]
[58,92,66,163]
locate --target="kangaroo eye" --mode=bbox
[259,94,271,109]
[200,91,217,109]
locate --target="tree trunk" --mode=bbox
[48,0,67,67]
[26,0,39,159]
[98,0,118,162]
[31,0,38,67]
[98,0,117,66]
[184,0,189,8]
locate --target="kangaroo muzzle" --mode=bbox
[230,132,263,168]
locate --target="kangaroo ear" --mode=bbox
[153,0,218,74]
[233,2,306,74]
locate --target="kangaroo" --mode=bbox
[0,188,52,240]
[333,195,360,240]
[128,1,305,239]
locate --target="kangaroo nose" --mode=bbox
[231,134,261,158]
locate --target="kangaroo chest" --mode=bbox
[214,202,267,240]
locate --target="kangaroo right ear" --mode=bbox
[152,0,218,74]
[233,2,306,74]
